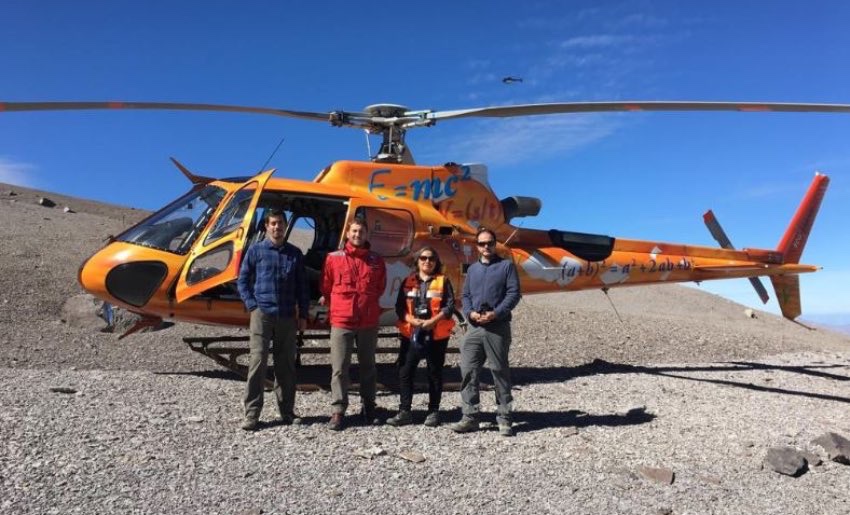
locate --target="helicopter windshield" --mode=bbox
[117,185,226,254]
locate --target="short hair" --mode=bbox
[414,246,442,274]
[346,216,368,232]
[476,226,497,242]
[264,208,287,225]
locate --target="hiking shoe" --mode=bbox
[386,410,413,427]
[451,417,478,433]
[499,423,515,437]
[423,412,441,427]
[241,417,259,431]
[279,414,303,426]
[362,406,383,426]
[327,413,344,431]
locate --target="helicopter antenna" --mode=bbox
[601,287,624,324]
[258,136,286,172]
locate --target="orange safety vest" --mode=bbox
[396,274,455,340]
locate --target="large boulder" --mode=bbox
[60,294,108,331]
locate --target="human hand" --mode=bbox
[318,296,327,306]
[480,311,496,323]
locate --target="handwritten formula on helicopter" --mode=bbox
[1,100,845,343]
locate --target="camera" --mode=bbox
[415,305,431,318]
[480,303,492,312]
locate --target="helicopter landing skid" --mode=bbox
[183,333,462,392]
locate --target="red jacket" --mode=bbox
[321,241,387,329]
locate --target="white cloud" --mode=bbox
[559,34,635,49]
[423,113,622,167]
[0,157,37,187]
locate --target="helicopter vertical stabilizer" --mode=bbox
[776,173,829,264]
[770,172,829,320]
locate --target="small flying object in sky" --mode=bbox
[502,76,523,84]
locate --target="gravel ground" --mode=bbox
[2,183,849,514]
[2,351,849,515]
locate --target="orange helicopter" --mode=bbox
[1,99,846,372]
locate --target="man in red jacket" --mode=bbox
[320,217,387,431]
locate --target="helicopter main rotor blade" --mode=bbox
[424,101,850,121]
[0,101,331,123]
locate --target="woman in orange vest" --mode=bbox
[387,246,456,427]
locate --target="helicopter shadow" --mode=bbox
[511,358,850,405]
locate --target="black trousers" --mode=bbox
[397,336,449,412]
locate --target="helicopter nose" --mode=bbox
[78,245,168,308]
[78,253,111,300]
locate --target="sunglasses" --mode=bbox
[418,255,437,262]
[476,240,496,247]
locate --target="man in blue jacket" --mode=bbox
[452,227,521,437]
[237,209,309,431]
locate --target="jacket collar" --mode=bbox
[344,240,370,257]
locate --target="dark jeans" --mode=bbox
[397,336,449,412]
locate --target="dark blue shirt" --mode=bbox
[461,255,521,323]
[237,239,309,318]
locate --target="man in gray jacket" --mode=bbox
[452,227,521,436]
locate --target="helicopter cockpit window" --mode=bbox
[354,207,413,257]
[117,185,226,254]
[203,183,257,247]
[186,243,233,285]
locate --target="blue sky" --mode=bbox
[2,1,849,320]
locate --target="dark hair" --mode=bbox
[476,226,497,242]
[264,208,287,225]
[346,216,368,232]
[414,246,442,274]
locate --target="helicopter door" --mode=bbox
[346,204,416,257]
[174,170,275,303]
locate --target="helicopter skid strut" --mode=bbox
[184,334,464,392]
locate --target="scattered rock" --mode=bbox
[812,432,850,465]
[656,508,673,515]
[638,466,675,485]
[354,447,386,460]
[63,206,75,214]
[38,197,56,207]
[49,387,78,394]
[397,450,426,463]
[744,308,756,318]
[800,450,822,467]
[61,294,108,331]
[764,447,808,476]
[7,190,17,196]
[185,416,205,423]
